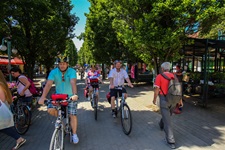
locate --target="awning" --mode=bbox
[0,57,24,65]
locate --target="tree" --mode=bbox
[0,0,79,79]
[112,0,225,73]
[82,0,129,65]
[65,39,78,67]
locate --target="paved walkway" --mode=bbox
[1,76,225,150]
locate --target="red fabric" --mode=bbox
[51,94,68,106]
[154,72,174,95]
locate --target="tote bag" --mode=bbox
[0,100,14,130]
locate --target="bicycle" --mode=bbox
[89,79,100,120]
[114,86,132,135]
[45,94,75,150]
[10,95,32,135]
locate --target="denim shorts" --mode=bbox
[48,101,78,115]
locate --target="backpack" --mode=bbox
[161,73,182,108]
[27,78,38,95]
[17,75,38,95]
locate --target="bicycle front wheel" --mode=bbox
[15,105,31,135]
[94,97,98,120]
[120,103,132,135]
[49,127,64,150]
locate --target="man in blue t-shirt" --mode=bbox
[39,55,79,144]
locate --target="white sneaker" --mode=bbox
[72,134,79,144]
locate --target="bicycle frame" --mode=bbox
[90,81,99,120]
[91,87,97,107]
[114,87,132,135]
[54,104,70,134]
[47,98,75,150]
[115,89,126,112]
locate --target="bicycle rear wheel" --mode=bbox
[14,105,31,135]
[49,128,64,150]
[120,103,132,135]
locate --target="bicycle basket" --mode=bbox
[51,94,68,106]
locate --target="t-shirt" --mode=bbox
[87,70,100,83]
[154,72,174,95]
[87,70,100,79]
[176,69,183,82]
[48,67,76,97]
[108,68,129,87]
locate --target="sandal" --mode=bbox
[12,139,26,150]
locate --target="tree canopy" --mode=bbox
[0,0,79,78]
[81,0,225,73]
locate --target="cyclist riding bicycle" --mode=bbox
[85,65,102,102]
[108,60,133,118]
[38,54,79,144]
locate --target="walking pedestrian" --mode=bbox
[152,62,178,149]
[0,70,26,150]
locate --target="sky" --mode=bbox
[71,0,90,50]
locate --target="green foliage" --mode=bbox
[80,0,131,65]
[65,39,78,67]
[0,0,79,78]
[81,0,224,74]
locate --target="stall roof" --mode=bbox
[0,56,24,65]
[183,38,225,57]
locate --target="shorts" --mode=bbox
[110,88,127,98]
[88,83,99,89]
[48,101,78,115]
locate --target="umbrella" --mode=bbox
[0,57,24,65]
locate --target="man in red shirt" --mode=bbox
[152,62,176,149]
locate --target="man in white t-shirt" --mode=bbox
[108,60,133,118]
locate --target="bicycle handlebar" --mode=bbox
[114,86,123,90]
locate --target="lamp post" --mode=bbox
[0,37,17,82]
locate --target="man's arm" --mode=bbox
[125,77,133,88]
[153,87,160,105]
[108,70,114,89]
[71,78,77,95]
[38,80,53,104]
[70,78,78,101]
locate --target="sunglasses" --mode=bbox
[62,73,65,82]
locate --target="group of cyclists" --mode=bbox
[37,55,133,146]
[0,51,134,149]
